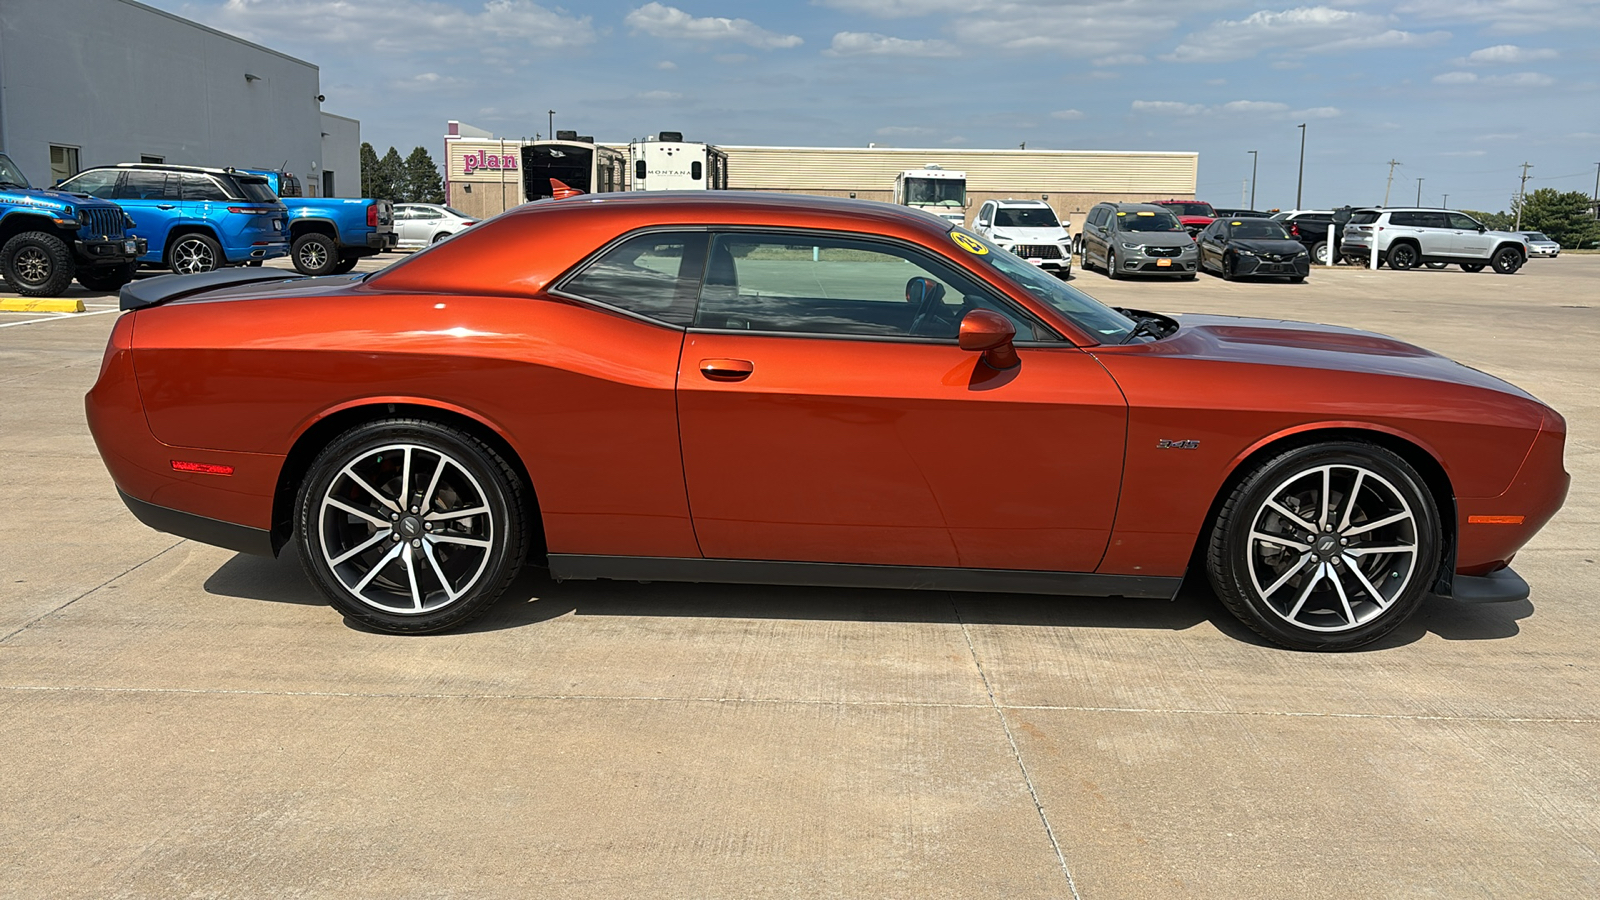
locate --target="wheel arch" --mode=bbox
[270,399,545,561]
[290,218,339,240]
[1491,241,1526,259]
[163,224,222,257]
[0,211,70,244]
[1186,423,1459,597]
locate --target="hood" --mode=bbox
[1134,313,1537,401]
[1174,215,1215,226]
[1230,238,1305,255]
[0,186,121,213]
[990,226,1068,243]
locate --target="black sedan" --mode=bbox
[1196,217,1311,282]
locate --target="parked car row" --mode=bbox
[0,151,145,296]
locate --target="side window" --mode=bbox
[116,171,174,201]
[417,208,444,219]
[694,232,1050,341]
[1447,212,1479,230]
[1417,212,1449,229]
[977,203,993,227]
[62,169,119,199]
[180,174,228,202]
[1089,207,1107,228]
[559,231,707,326]
[393,207,415,220]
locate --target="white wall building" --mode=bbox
[0,0,360,196]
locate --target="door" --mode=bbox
[113,170,181,262]
[1447,211,1492,259]
[392,206,420,247]
[1084,207,1109,267]
[1197,221,1224,270]
[974,202,995,236]
[676,231,1128,573]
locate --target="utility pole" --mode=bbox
[1248,149,1258,210]
[547,110,556,139]
[1416,177,1424,206]
[1442,193,1448,208]
[1383,159,1401,206]
[1592,162,1599,219]
[1295,124,1306,209]
[1515,161,1533,230]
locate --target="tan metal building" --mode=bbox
[443,123,1198,231]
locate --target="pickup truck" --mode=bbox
[0,152,146,295]
[243,170,397,276]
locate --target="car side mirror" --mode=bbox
[1477,225,1486,233]
[959,309,1019,370]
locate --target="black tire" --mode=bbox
[75,262,137,292]
[1,231,76,296]
[1310,241,1329,266]
[1080,242,1096,272]
[1106,248,1121,279]
[1460,262,1486,273]
[295,418,528,634]
[1386,243,1419,271]
[167,232,223,275]
[1207,441,1440,651]
[292,232,340,276]
[1491,246,1523,275]
[1424,261,1448,270]
[1221,253,1236,281]
[330,257,360,275]
[430,231,450,244]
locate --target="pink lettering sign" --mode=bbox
[463,151,520,175]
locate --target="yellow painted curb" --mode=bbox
[0,298,86,313]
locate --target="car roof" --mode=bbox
[105,162,245,177]
[1100,202,1175,215]
[990,198,1051,207]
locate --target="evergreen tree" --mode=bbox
[359,142,380,199]
[371,146,405,201]
[402,147,445,204]
[1517,188,1600,249]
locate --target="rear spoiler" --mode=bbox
[120,268,305,311]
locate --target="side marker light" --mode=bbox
[172,460,235,476]
[1467,515,1524,525]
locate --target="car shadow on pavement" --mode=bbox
[202,549,1534,648]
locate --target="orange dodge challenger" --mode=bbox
[86,192,1568,650]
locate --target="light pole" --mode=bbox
[1248,150,1258,210]
[547,110,555,139]
[1442,193,1449,208]
[1295,123,1306,209]
[1416,177,1424,206]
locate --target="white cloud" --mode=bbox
[625,3,802,48]
[656,60,678,70]
[1433,71,1478,84]
[1132,100,1204,116]
[1465,44,1558,64]
[1441,150,1488,157]
[1093,54,1147,66]
[1296,106,1342,119]
[1434,70,1554,87]
[207,0,595,53]
[814,0,970,17]
[826,31,960,57]
[637,90,683,101]
[1219,100,1289,114]
[1166,7,1447,64]
[1050,109,1086,120]
[1395,0,1597,35]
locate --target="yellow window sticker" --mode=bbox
[1231,221,1242,226]
[1116,211,1127,216]
[950,232,989,255]
[1137,211,1155,216]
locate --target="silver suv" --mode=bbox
[1339,208,1528,274]
[1079,201,1198,280]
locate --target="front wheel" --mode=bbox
[1106,248,1120,279]
[1460,262,1486,273]
[168,233,223,275]
[1311,241,1329,266]
[1491,247,1523,275]
[295,418,528,634]
[76,262,137,292]
[1,231,76,296]
[1221,254,1236,281]
[1207,442,1440,651]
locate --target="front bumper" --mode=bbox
[997,241,1071,272]
[76,236,146,266]
[1528,247,1559,258]
[1233,253,1311,277]
[1119,246,1197,274]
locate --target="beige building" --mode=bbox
[443,123,1198,232]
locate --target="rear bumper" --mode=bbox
[1449,567,1529,603]
[226,241,288,263]
[366,230,398,250]
[117,488,274,555]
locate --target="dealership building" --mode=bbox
[444,121,1198,231]
[0,0,360,196]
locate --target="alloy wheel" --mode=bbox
[172,239,216,274]
[14,246,50,286]
[298,241,329,270]
[1245,464,1418,633]
[317,442,496,615]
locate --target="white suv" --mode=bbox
[971,199,1072,278]
[1338,208,1528,274]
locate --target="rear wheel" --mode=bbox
[295,419,528,634]
[76,262,136,292]
[1460,262,1486,273]
[1386,243,1419,270]
[1,231,76,296]
[1311,241,1329,266]
[1491,247,1523,275]
[292,232,340,276]
[1424,261,1448,270]
[1207,441,1439,651]
[168,233,222,275]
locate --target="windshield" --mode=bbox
[1523,232,1549,241]
[1231,220,1292,240]
[904,177,965,207]
[231,176,280,204]
[0,154,31,188]
[1116,211,1185,233]
[993,207,1060,229]
[952,227,1135,343]
[1348,210,1380,225]
[1162,202,1216,218]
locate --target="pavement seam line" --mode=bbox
[952,598,1084,900]
[0,540,184,644]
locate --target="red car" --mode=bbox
[86,192,1568,650]
[1150,199,1218,237]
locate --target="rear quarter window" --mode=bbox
[1348,211,1380,225]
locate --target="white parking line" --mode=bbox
[0,308,121,328]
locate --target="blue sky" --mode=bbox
[155,0,1600,212]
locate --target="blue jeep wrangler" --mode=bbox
[0,152,146,295]
[57,164,288,274]
[243,170,396,276]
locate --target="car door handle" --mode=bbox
[156,204,176,210]
[699,358,754,381]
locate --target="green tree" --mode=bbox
[359,142,380,199]
[402,146,444,204]
[369,146,405,201]
[1517,188,1600,248]
[1462,208,1515,232]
